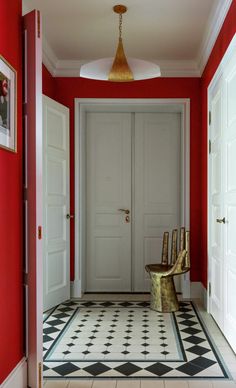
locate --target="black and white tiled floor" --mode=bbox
[43,300,232,380]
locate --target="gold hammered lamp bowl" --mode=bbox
[108,5,133,81]
[80,4,161,82]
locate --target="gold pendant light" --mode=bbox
[108,5,133,82]
[80,4,161,82]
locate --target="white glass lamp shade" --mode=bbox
[80,58,161,81]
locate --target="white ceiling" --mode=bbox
[23,0,233,77]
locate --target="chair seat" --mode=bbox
[146,263,189,276]
[145,264,172,274]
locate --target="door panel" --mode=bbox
[134,113,181,291]
[86,113,132,291]
[43,95,70,311]
[209,78,224,329]
[223,52,236,352]
[209,46,236,352]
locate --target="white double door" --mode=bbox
[209,47,236,352]
[86,112,181,292]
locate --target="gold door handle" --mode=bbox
[216,217,226,224]
[66,214,74,219]
[118,208,130,214]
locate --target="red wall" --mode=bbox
[0,0,24,384]
[42,64,55,99]
[50,77,202,282]
[200,0,236,288]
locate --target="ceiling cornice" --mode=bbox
[49,59,200,78]
[42,36,58,76]
[197,0,233,75]
[42,0,233,78]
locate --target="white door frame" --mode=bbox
[207,33,236,312]
[74,98,190,298]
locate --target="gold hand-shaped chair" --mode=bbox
[145,228,190,312]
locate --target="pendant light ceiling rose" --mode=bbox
[80,4,161,82]
[113,5,127,14]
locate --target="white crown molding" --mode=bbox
[42,35,58,76]
[54,59,85,77]
[42,0,233,78]
[197,0,233,75]
[43,57,200,78]
[156,60,200,78]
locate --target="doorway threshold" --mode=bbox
[75,293,151,302]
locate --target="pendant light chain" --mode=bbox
[119,13,123,40]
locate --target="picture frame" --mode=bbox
[0,55,17,152]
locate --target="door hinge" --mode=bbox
[38,225,42,240]
[23,272,29,286]
[37,11,40,38]
[208,282,211,297]
[209,110,211,126]
[23,187,28,201]
[38,362,42,388]
[209,139,211,154]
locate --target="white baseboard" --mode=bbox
[70,280,207,303]
[190,281,205,303]
[203,285,208,310]
[1,357,27,388]
[70,279,82,298]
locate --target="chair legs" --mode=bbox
[149,273,179,312]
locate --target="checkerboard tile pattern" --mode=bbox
[43,301,231,379]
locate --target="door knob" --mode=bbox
[118,208,130,214]
[66,214,74,219]
[216,217,226,224]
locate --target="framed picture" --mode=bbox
[0,55,17,152]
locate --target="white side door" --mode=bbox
[86,112,132,292]
[209,76,224,329]
[134,113,181,291]
[43,95,70,311]
[223,50,236,352]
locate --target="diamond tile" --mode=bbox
[178,313,195,319]
[83,362,110,376]
[146,362,172,376]
[47,319,64,326]
[43,327,60,335]
[52,362,79,376]
[43,335,53,343]
[181,327,202,335]
[179,319,198,327]
[115,362,142,376]
[184,335,205,345]
[187,345,211,356]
